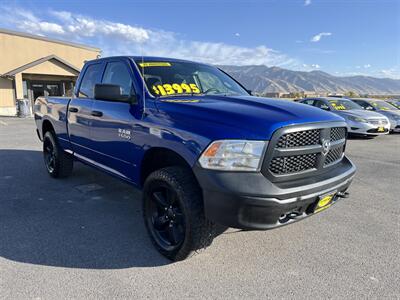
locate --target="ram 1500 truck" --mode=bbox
[35,56,356,261]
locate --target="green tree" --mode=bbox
[345,91,357,97]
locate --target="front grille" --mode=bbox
[262,124,347,180]
[369,119,388,125]
[324,146,344,166]
[330,127,346,141]
[269,153,317,175]
[276,129,320,148]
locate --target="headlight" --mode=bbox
[198,140,266,171]
[348,116,367,123]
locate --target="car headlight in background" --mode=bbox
[348,116,368,123]
[199,140,267,171]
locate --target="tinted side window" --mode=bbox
[102,61,133,96]
[314,100,330,110]
[355,101,371,110]
[78,63,103,98]
[302,99,314,105]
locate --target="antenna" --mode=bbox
[140,41,146,115]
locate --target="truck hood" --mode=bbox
[153,95,344,140]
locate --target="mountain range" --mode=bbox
[219,65,400,95]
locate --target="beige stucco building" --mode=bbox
[0,28,101,116]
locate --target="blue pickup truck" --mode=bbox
[34,56,356,260]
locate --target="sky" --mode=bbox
[1,0,399,79]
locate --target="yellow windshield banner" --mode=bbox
[139,62,171,67]
[152,83,201,96]
[331,102,346,110]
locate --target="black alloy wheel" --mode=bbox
[42,131,73,178]
[143,166,216,261]
[44,137,56,174]
[146,182,185,251]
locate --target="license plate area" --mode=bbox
[314,191,336,213]
[377,127,385,132]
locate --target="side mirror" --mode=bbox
[246,89,252,95]
[366,106,373,111]
[321,106,330,111]
[94,84,136,104]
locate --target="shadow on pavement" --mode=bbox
[0,149,170,269]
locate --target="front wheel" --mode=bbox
[143,166,215,261]
[43,131,73,178]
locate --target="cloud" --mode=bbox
[235,33,240,37]
[304,0,312,6]
[0,5,299,68]
[22,21,65,35]
[333,66,400,79]
[378,68,400,79]
[364,64,371,68]
[311,32,332,42]
[301,63,321,71]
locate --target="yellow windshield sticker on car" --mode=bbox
[139,62,171,67]
[152,83,201,96]
[331,102,346,110]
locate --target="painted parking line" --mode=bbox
[0,120,8,126]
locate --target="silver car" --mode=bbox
[351,98,400,133]
[299,97,390,136]
[385,99,400,110]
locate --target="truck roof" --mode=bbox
[86,55,210,66]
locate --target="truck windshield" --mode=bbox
[328,99,361,111]
[134,60,249,97]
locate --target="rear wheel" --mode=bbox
[143,166,215,261]
[43,131,73,178]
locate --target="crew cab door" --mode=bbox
[89,59,140,181]
[68,62,104,159]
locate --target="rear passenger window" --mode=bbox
[102,61,133,96]
[78,63,103,98]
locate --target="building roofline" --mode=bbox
[0,28,101,52]
[2,55,81,77]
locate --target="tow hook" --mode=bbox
[279,211,302,223]
[287,212,302,219]
[337,191,350,198]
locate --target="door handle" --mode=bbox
[68,107,79,113]
[91,110,103,117]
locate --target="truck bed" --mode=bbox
[34,96,72,150]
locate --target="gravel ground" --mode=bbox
[0,117,399,299]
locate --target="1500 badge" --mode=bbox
[118,128,131,140]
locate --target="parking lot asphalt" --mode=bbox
[0,117,399,299]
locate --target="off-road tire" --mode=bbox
[143,166,215,261]
[43,131,73,178]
